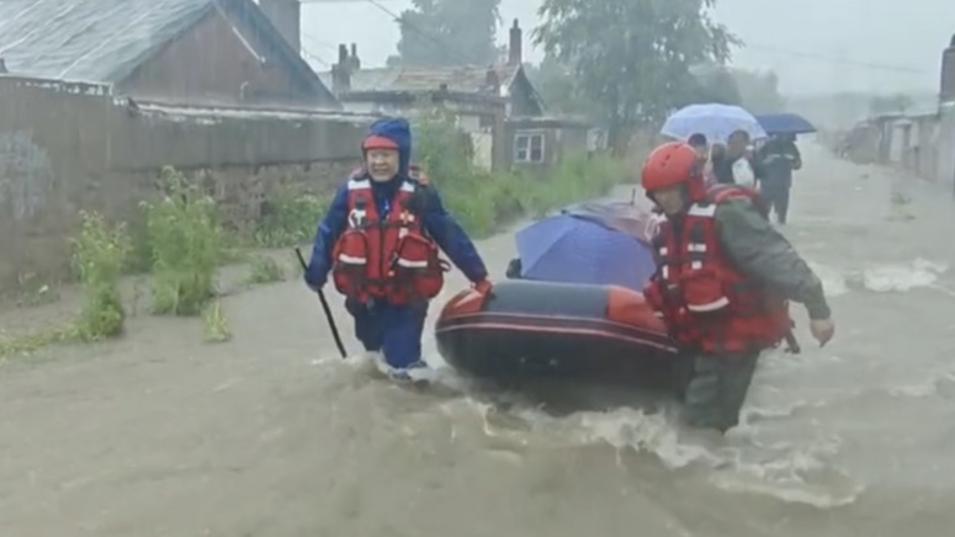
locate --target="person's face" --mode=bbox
[366,149,400,182]
[652,185,687,217]
[728,135,749,157]
[692,144,708,162]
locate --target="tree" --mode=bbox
[523,54,602,118]
[686,65,743,107]
[733,68,785,114]
[534,0,737,153]
[396,0,502,66]
[687,65,786,113]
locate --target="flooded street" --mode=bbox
[2,143,955,536]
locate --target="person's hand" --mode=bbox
[304,273,325,293]
[810,318,835,347]
[473,279,493,296]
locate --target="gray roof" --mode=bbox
[320,64,523,95]
[0,0,334,103]
[0,0,213,83]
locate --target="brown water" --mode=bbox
[2,144,955,536]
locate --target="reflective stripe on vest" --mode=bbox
[337,253,367,265]
[687,296,731,313]
[348,179,371,190]
[645,185,792,352]
[396,258,428,269]
[687,204,717,218]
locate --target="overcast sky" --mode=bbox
[299,0,953,96]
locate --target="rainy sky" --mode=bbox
[299,0,953,97]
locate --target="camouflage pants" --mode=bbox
[682,352,760,433]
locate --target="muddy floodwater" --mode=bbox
[2,144,955,536]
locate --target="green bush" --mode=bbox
[413,113,506,237]
[254,191,330,248]
[71,211,131,341]
[143,167,221,316]
[125,218,154,275]
[522,153,627,218]
[1,211,131,355]
[413,112,627,237]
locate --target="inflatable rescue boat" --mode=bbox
[435,280,680,382]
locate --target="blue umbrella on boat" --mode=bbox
[755,113,817,135]
[515,214,657,292]
[661,103,768,144]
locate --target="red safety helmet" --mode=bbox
[641,142,705,202]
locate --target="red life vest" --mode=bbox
[644,185,792,354]
[331,177,449,305]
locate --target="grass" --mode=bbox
[202,301,232,343]
[2,122,628,358]
[143,167,222,316]
[521,152,626,219]
[0,328,79,360]
[71,211,132,341]
[254,191,331,248]
[413,113,628,238]
[0,211,131,358]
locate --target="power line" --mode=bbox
[301,46,331,67]
[302,32,338,53]
[361,0,474,65]
[744,43,929,75]
[302,0,498,66]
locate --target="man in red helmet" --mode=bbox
[641,142,835,432]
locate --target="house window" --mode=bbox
[515,132,545,163]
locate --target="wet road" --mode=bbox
[1,143,955,536]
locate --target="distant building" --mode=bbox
[842,34,955,192]
[320,20,596,171]
[0,0,337,108]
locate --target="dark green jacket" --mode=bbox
[757,140,802,188]
[714,199,830,320]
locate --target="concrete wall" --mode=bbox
[940,105,955,195]
[838,107,954,193]
[118,9,321,108]
[909,116,941,180]
[0,76,368,289]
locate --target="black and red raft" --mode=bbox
[435,280,681,383]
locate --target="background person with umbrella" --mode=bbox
[661,104,768,188]
[754,113,816,224]
[660,103,768,146]
[757,134,802,224]
[713,130,759,187]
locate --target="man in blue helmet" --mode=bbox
[305,118,491,373]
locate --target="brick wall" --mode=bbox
[0,76,369,289]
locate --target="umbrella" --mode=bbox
[515,214,657,292]
[755,113,817,135]
[560,200,658,244]
[661,103,768,144]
